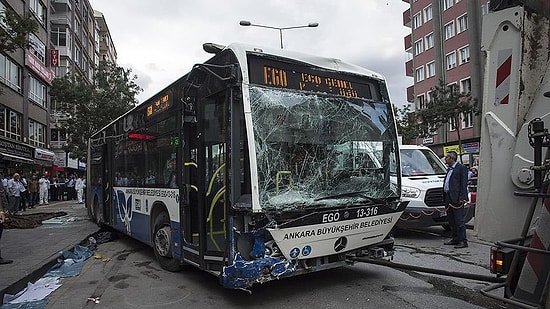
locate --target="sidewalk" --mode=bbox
[0,200,100,301]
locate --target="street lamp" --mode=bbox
[239,20,319,49]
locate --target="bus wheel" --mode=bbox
[153,212,181,272]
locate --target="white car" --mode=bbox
[395,145,475,230]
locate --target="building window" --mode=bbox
[426,91,432,103]
[413,12,422,29]
[425,33,434,49]
[462,111,473,129]
[28,33,46,63]
[444,0,454,10]
[0,106,22,141]
[449,117,458,131]
[415,67,425,82]
[426,62,436,78]
[444,21,455,40]
[423,5,433,22]
[417,94,426,110]
[29,119,46,147]
[75,46,82,68]
[459,45,470,64]
[29,75,47,107]
[51,27,67,46]
[460,78,472,94]
[54,58,69,77]
[414,39,424,55]
[29,0,46,24]
[446,52,457,70]
[0,54,21,92]
[457,14,468,33]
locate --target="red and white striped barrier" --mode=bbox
[513,186,550,305]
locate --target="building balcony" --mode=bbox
[404,34,412,51]
[407,85,415,103]
[405,59,413,77]
[403,8,411,28]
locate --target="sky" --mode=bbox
[90,0,412,108]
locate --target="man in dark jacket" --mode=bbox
[443,151,469,248]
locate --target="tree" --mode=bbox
[0,8,38,95]
[415,79,478,161]
[0,8,38,52]
[395,104,420,144]
[50,61,143,161]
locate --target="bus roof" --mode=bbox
[92,42,388,137]
[225,42,386,82]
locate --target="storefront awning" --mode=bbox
[0,152,34,163]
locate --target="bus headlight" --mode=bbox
[401,186,421,198]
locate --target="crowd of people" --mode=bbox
[0,172,86,216]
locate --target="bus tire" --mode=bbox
[153,212,181,272]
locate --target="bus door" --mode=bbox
[180,60,238,270]
[181,91,229,270]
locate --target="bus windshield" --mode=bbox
[250,85,398,211]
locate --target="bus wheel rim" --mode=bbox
[155,226,171,257]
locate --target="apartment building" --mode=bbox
[403,0,491,164]
[49,0,116,176]
[0,0,56,176]
[0,0,116,178]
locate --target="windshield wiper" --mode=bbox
[314,191,387,205]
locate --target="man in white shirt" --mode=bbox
[7,173,23,214]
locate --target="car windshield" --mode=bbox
[400,148,447,176]
[249,85,399,211]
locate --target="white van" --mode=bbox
[395,145,474,230]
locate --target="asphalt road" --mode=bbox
[43,226,504,309]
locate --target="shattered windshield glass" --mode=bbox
[250,85,399,211]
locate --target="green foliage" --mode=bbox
[395,104,420,143]
[415,79,478,160]
[50,61,143,161]
[0,9,38,52]
[416,79,478,136]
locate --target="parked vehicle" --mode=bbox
[394,145,475,230]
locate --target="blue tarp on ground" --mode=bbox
[44,245,93,278]
[1,245,93,309]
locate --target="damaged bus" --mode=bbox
[87,43,407,290]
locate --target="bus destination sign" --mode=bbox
[146,94,171,117]
[248,55,376,100]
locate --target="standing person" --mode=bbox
[57,175,66,200]
[75,175,86,204]
[66,175,76,200]
[19,175,28,211]
[7,173,23,215]
[28,175,39,208]
[0,183,13,264]
[38,175,50,205]
[443,151,469,249]
[50,177,58,201]
[2,173,9,203]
